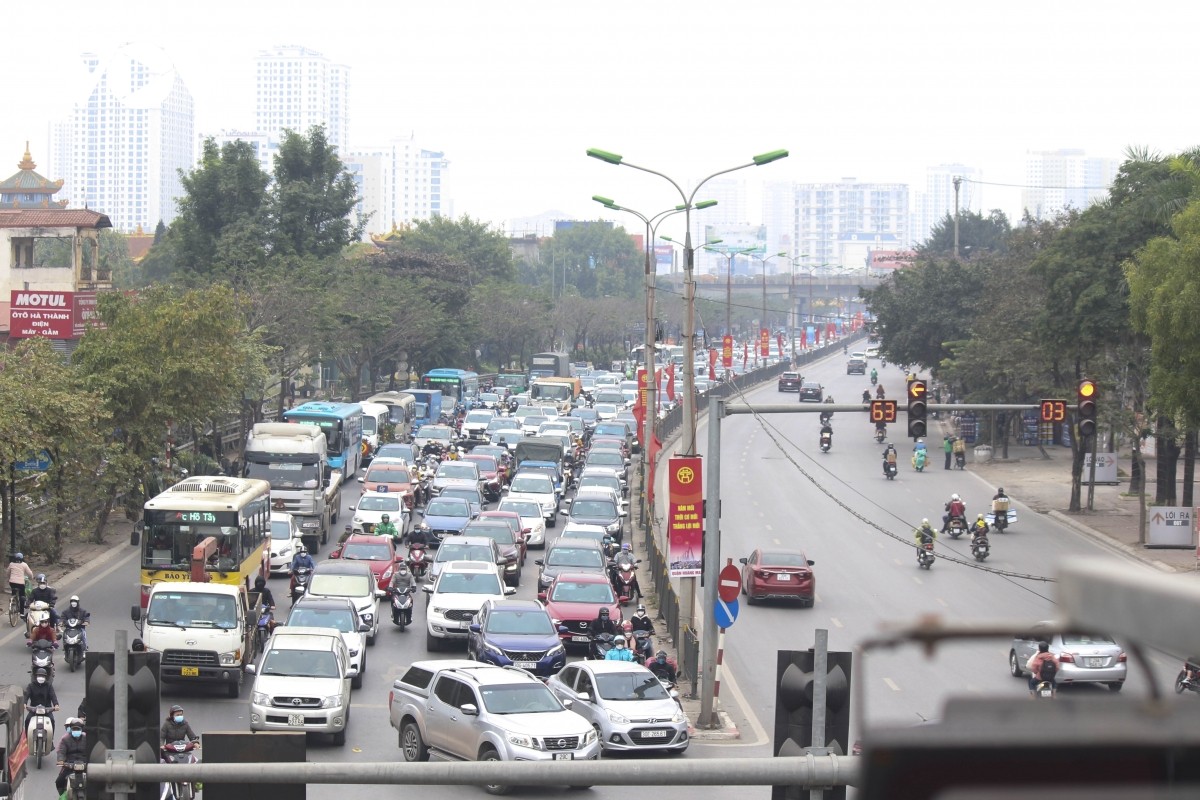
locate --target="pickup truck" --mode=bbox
[388,659,599,794]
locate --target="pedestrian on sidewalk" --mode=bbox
[943,436,953,470]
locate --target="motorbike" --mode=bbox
[971,534,991,562]
[600,535,619,560]
[27,704,53,769]
[991,497,1011,533]
[916,539,935,569]
[1175,662,1200,694]
[26,599,51,635]
[1032,680,1056,700]
[389,586,415,629]
[874,427,886,444]
[912,448,927,472]
[160,740,200,800]
[290,566,312,604]
[589,632,616,660]
[61,617,86,672]
[955,450,966,470]
[946,517,968,540]
[883,459,898,480]
[819,430,832,454]
[65,760,87,799]
[28,638,56,679]
[870,374,877,386]
[612,553,640,604]
[406,543,429,580]
[631,630,653,663]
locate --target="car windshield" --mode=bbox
[523,416,548,428]
[442,488,481,504]
[572,409,599,422]
[245,461,320,489]
[487,419,521,432]
[417,426,452,442]
[510,475,553,493]
[548,548,605,568]
[594,425,627,437]
[595,671,671,701]
[500,500,540,518]
[479,682,562,714]
[479,393,501,404]
[377,445,416,461]
[486,609,555,635]
[438,463,478,480]
[288,607,358,633]
[468,457,498,473]
[1062,634,1117,646]
[357,495,402,512]
[270,520,295,540]
[550,580,614,603]
[761,552,810,567]
[146,593,238,629]
[783,373,799,380]
[308,574,372,598]
[571,500,617,518]
[465,411,493,424]
[437,571,503,595]
[436,544,495,563]
[594,404,618,416]
[578,477,619,494]
[426,499,469,517]
[587,452,623,466]
[468,525,515,545]
[342,542,392,561]
[366,466,410,484]
[261,647,339,678]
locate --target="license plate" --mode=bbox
[572,635,590,642]
[553,753,574,760]
[1087,657,1104,668]
[776,573,792,581]
[640,729,668,738]
[180,667,199,677]
[288,713,305,726]
[515,661,537,669]
[1039,688,1053,697]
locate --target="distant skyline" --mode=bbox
[2,0,1190,241]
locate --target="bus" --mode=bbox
[282,401,364,477]
[139,476,272,608]
[366,390,417,441]
[420,368,480,403]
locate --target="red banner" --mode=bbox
[759,328,769,357]
[667,456,703,577]
[742,342,748,367]
[708,348,717,381]
[776,333,784,356]
[721,334,733,368]
[666,363,676,401]
[8,290,103,339]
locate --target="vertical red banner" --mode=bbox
[721,334,733,368]
[708,348,717,381]
[633,367,647,439]
[667,456,703,577]
[759,328,769,356]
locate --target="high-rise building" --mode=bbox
[913,164,982,247]
[346,135,450,236]
[48,44,195,232]
[1022,149,1117,219]
[764,179,909,270]
[205,130,277,174]
[255,46,350,154]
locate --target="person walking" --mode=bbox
[943,436,953,470]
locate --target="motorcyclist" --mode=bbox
[629,604,655,660]
[611,543,642,600]
[874,418,888,440]
[403,523,434,549]
[604,634,637,661]
[970,514,990,539]
[160,704,200,745]
[54,716,87,798]
[60,595,91,650]
[28,615,58,647]
[289,544,315,574]
[870,367,878,384]
[819,423,834,449]
[28,574,59,626]
[375,513,399,542]
[253,576,277,636]
[992,487,1011,523]
[942,493,966,534]
[914,519,937,546]
[1025,642,1060,695]
[7,552,33,617]
[389,564,416,625]
[23,668,58,728]
[588,607,619,639]
[861,389,872,404]
[648,650,678,683]
[338,523,354,545]
[819,396,834,425]
[875,384,885,399]
[882,442,898,475]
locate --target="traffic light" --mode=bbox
[772,649,853,800]
[870,400,897,424]
[1077,379,1098,438]
[85,651,161,800]
[1040,399,1067,423]
[907,380,928,439]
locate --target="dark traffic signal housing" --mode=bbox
[1077,379,1098,438]
[907,380,927,439]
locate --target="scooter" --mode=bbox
[883,459,898,480]
[590,632,616,660]
[1175,661,1200,694]
[290,566,312,604]
[28,638,56,679]
[917,540,935,569]
[65,759,87,799]
[406,544,428,580]
[971,534,991,562]
[870,374,878,386]
[27,704,53,769]
[389,585,414,629]
[912,448,927,472]
[1032,680,1056,700]
[160,740,200,800]
[955,450,966,470]
[946,517,968,540]
[612,552,640,604]
[61,617,86,672]
[819,430,832,454]
[874,427,886,444]
[26,599,51,636]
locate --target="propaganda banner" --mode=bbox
[667,456,703,577]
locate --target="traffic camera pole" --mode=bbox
[699,398,724,727]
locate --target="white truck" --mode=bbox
[135,581,263,698]
[244,423,342,553]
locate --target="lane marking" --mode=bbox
[772,538,781,546]
[883,678,901,692]
[830,617,843,628]
[936,597,948,607]
[913,576,924,585]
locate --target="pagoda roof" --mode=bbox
[0,145,64,194]
[0,209,112,230]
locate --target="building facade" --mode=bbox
[48,44,195,233]
[346,135,450,236]
[255,45,350,154]
[912,164,982,247]
[1022,149,1118,220]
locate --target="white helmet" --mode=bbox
[951,494,960,501]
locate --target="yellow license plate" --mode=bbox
[181,667,199,677]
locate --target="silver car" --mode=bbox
[1008,622,1126,691]
[547,660,688,753]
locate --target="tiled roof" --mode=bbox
[0,209,112,229]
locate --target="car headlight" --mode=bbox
[482,642,505,657]
[582,728,598,744]
[507,733,535,748]
[320,694,343,709]
[251,691,270,705]
[359,613,374,624]
[219,650,240,666]
[349,649,360,657]
[382,567,393,582]
[670,710,685,724]
[606,522,620,533]
[606,709,630,724]
[432,607,445,615]
[547,643,566,657]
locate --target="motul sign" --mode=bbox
[13,292,69,307]
[8,290,102,339]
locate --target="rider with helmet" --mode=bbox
[28,574,59,627]
[389,564,416,625]
[605,634,637,661]
[914,518,937,546]
[54,717,87,798]
[60,595,91,649]
[7,552,33,617]
[28,615,57,647]
[942,493,966,534]
[375,513,399,542]
[289,544,315,574]
[629,604,655,659]
[971,514,990,539]
[588,607,619,639]
[253,576,276,611]
[160,705,200,745]
[24,668,58,727]
[648,650,678,683]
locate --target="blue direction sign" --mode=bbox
[13,451,51,472]
[714,597,739,629]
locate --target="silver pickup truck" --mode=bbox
[388,659,600,795]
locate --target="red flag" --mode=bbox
[708,348,717,381]
[776,333,784,355]
[801,328,808,348]
[666,362,676,401]
[646,434,663,509]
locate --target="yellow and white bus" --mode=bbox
[138,476,272,608]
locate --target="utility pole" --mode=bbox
[953,175,962,260]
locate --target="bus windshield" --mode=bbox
[287,417,344,452]
[143,524,245,571]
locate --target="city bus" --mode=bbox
[282,401,364,477]
[138,476,272,608]
[420,368,480,403]
[366,390,417,441]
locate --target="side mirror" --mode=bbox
[245,663,257,675]
[357,476,365,483]
[130,605,142,623]
[358,623,371,633]
[537,591,547,602]
[738,557,749,565]
[504,586,517,595]
[534,559,544,567]
[577,692,592,703]
[348,664,359,675]
[469,623,482,634]
[808,559,815,566]
[459,703,479,717]
[328,550,341,559]
[130,521,144,547]
[422,585,434,594]
[374,589,387,598]
[559,509,569,516]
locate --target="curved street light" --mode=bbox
[750,251,787,360]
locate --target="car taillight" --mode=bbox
[1117,651,1127,663]
[755,570,767,579]
[1058,652,1076,664]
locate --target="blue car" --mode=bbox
[415,496,475,544]
[467,598,566,677]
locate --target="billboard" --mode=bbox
[702,224,767,257]
[869,249,916,271]
[8,290,101,339]
[653,244,674,274]
[667,457,703,577]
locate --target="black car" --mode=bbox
[847,357,867,375]
[778,372,802,392]
[798,381,824,402]
[534,540,609,591]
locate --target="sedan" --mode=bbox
[415,496,475,543]
[739,548,816,606]
[1008,623,1126,691]
[496,498,547,548]
[463,520,524,587]
[548,660,688,753]
[535,541,609,592]
[798,381,824,402]
[431,461,484,497]
[538,571,623,647]
[439,485,486,516]
[477,510,528,564]
[329,534,401,591]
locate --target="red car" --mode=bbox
[739,548,816,606]
[538,571,622,647]
[463,453,504,500]
[477,510,528,564]
[330,533,400,590]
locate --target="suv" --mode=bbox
[504,471,559,528]
[778,371,802,392]
[847,354,868,375]
[424,561,515,651]
[561,491,624,543]
[286,597,370,688]
[248,626,354,745]
[305,561,383,645]
[467,598,567,677]
[535,539,609,591]
[425,536,505,588]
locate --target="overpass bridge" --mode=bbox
[657,272,885,325]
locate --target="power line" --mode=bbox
[957,176,1112,191]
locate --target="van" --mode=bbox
[247,626,355,744]
[358,401,392,461]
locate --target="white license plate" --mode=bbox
[776,574,792,581]
[287,714,305,726]
[640,729,668,738]
[1087,657,1104,668]
[1039,688,1053,697]
[515,661,537,669]
[553,753,574,760]
[572,635,590,642]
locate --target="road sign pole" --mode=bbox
[699,398,724,729]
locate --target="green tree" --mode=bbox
[537,222,642,299]
[919,210,1011,257]
[269,126,364,260]
[396,215,516,285]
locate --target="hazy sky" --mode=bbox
[2,0,1193,238]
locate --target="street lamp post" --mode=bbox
[704,246,754,337]
[587,147,788,731]
[752,251,787,360]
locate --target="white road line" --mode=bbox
[913,576,924,585]
[937,597,948,607]
[883,677,901,692]
[772,538,781,545]
[765,524,773,531]
[830,617,843,628]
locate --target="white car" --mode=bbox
[413,424,455,452]
[460,409,495,440]
[269,511,304,575]
[352,490,408,535]
[423,560,514,651]
[504,471,559,528]
[520,415,549,437]
[248,627,353,745]
[593,403,619,422]
[497,497,548,548]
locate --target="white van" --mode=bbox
[359,401,391,462]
